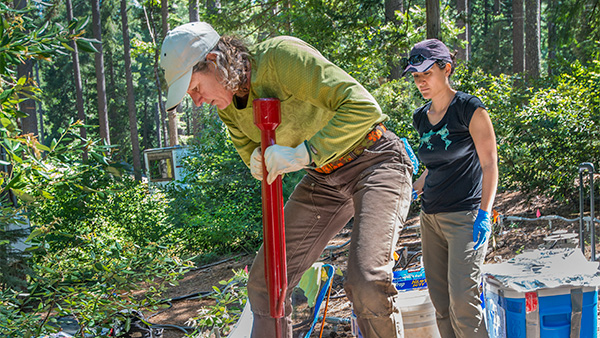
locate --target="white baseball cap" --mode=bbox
[160,22,220,111]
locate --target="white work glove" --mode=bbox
[250,146,263,181]
[264,143,310,185]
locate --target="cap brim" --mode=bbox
[165,70,193,112]
[401,59,436,77]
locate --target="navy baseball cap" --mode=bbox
[401,39,452,76]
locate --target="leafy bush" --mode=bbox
[186,268,249,337]
[0,231,190,337]
[0,131,191,336]
[454,62,600,202]
[372,78,424,153]
[28,169,174,248]
[164,110,263,260]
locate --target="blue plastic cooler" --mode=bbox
[484,277,598,338]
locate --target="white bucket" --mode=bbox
[227,300,253,338]
[398,289,441,337]
[351,289,441,337]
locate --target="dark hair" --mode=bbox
[192,36,250,94]
[435,50,457,76]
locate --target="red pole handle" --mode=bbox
[253,98,288,320]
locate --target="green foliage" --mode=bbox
[372,78,423,142]
[203,0,463,89]
[0,1,97,122]
[0,206,31,290]
[467,0,514,75]
[0,121,191,335]
[1,147,192,336]
[453,62,600,201]
[546,0,600,68]
[186,268,249,337]
[1,1,108,293]
[0,288,41,338]
[0,231,189,336]
[28,170,174,248]
[164,109,263,259]
[0,4,190,336]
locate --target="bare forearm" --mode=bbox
[479,163,498,212]
[413,168,428,194]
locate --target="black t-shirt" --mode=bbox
[413,91,486,214]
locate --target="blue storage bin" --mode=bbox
[484,277,598,338]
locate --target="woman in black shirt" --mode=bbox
[404,39,498,338]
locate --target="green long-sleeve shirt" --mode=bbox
[218,36,387,168]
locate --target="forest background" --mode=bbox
[0,0,599,336]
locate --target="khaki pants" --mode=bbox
[248,131,413,338]
[420,210,488,338]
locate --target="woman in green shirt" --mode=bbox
[161,22,413,338]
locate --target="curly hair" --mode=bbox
[192,36,250,94]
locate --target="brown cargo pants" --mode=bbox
[420,210,489,338]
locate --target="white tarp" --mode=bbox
[483,248,600,292]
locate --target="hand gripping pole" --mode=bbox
[253,98,288,336]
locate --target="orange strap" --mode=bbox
[314,124,387,174]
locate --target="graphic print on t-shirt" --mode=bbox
[420,124,451,150]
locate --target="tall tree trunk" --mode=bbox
[426,0,441,39]
[121,0,142,181]
[91,0,110,145]
[168,109,179,146]
[512,0,525,74]
[143,4,167,147]
[191,105,202,136]
[284,0,292,34]
[547,0,557,76]
[143,98,149,150]
[155,102,163,146]
[483,0,489,35]
[207,0,221,15]
[385,0,403,80]
[161,0,178,146]
[494,0,501,14]
[456,0,470,61]
[185,103,191,136]
[189,0,199,21]
[14,0,37,136]
[17,56,38,136]
[34,63,44,144]
[106,51,117,134]
[161,0,169,38]
[525,0,541,78]
[66,0,87,159]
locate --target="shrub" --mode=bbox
[164,111,264,259]
[455,62,600,202]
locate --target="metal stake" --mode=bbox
[579,162,595,260]
[253,98,288,337]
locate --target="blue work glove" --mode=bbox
[473,209,491,250]
[264,143,310,185]
[412,189,419,201]
[250,146,263,181]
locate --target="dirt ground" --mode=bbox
[143,190,595,338]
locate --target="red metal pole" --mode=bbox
[253,98,288,336]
